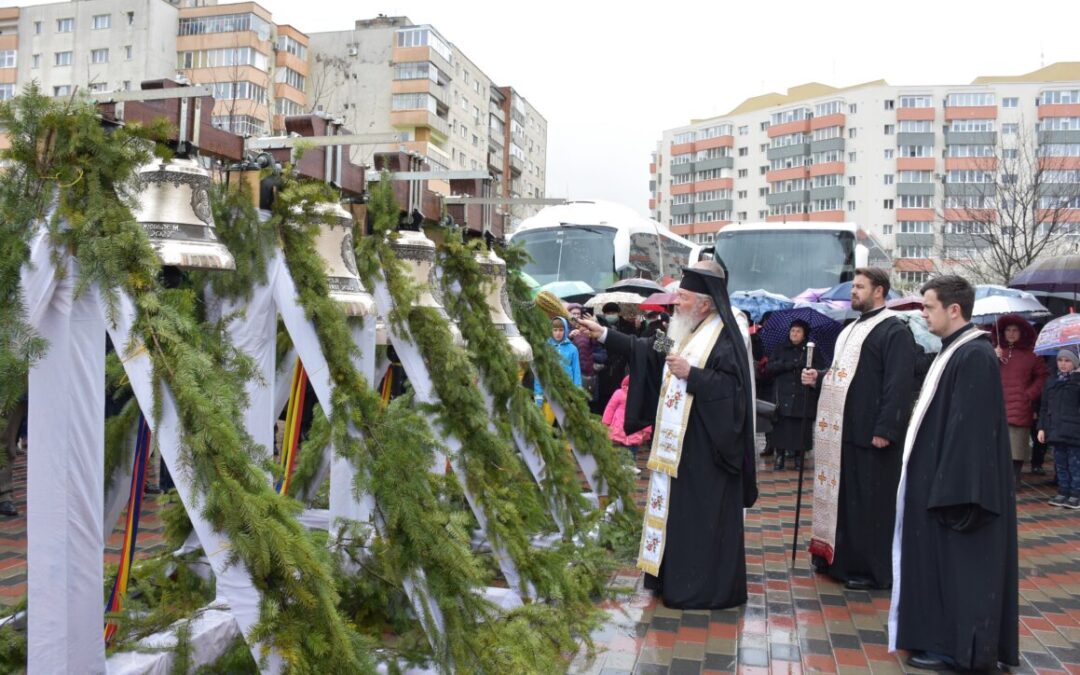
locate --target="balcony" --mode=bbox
[509,155,524,175]
[487,151,502,173]
[389,109,449,140]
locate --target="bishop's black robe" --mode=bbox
[894,326,1019,669]
[815,306,916,587]
[606,325,755,609]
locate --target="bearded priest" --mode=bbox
[578,260,757,609]
[889,274,1018,672]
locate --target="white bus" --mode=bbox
[508,200,702,290]
[711,222,870,298]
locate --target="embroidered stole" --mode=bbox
[809,308,896,563]
[637,313,724,576]
[887,327,983,651]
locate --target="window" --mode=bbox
[900,221,933,234]
[884,99,895,110]
[695,168,724,181]
[811,126,841,141]
[1002,123,1019,135]
[0,84,14,101]
[53,85,71,97]
[211,81,267,102]
[737,211,747,221]
[848,176,857,186]
[56,18,74,33]
[0,50,15,68]
[88,82,108,93]
[275,67,306,91]
[391,93,439,114]
[738,168,748,178]
[899,271,930,284]
[898,170,932,183]
[124,46,132,60]
[275,97,304,117]
[1002,97,1019,108]
[1040,90,1080,105]
[1039,144,1080,157]
[884,148,894,159]
[177,47,270,71]
[813,174,840,187]
[55,51,72,67]
[769,107,811,125]
[899,95,933,108]
[948,119,994,132]
[91,48,108,64]
[1003,148,1018,159]
[31,53,39,69]
[673,131,696,144]
[738,147,748,156]
[1040,117,1080,131]
[944,221,987,234]
[946,170,993,183]
[900,195,933,208]
[738,125,749,135]
[944,195,992,208]
[760,165,768,175]
[396,26,453,63]
[211,115,267,137]
[672,214,693,226]
[899,145,933,158]
[672,173,693,185]
[33,21,41,34]
[770,132,809,148]
[815,100,843,116]
[848,103,858,114]
[884,124,895,135]
[848,152,857,162]
[884,174,894,185]
[1043,170,1080,183]
[701,124,733,138]
[92,14,110,29]
[899,246,933,258]
[884,199,895,209]
[127,12,134,25]
[946,92,995,107]
[899,120,932,133]
[459,124,468,140]
[179,12,273,37]
[737,190,747,199]
[276,36,308,60]
[760,121,769,131]
[122,80,131,91]
[946,144,994,157]
[848,127,857,139]
[811,150,842,165]
[847,201,856,212]
[759,143,768,152]
[883,224,893,234]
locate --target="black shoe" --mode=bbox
[774,454,786,471]
[844,577,875,591]
[906,652,953,671]
[793,454,803,471]
[0,501,17,517]
[1032,466,1046,475]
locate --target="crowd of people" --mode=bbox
[570,265,1046,672]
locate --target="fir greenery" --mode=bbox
[0,85,369,673]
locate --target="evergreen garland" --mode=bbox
[501,246,642,543]
[437,231,589,535]
[0,86,369,673]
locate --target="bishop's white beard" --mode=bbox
[667,309,703,345]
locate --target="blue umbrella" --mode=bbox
[894,311,942,354]
[538,280,595,304]
[818,281,901,303]
[759,307,843,365]
[730,289,794,323]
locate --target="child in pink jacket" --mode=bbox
[603,375,652,474]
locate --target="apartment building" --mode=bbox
[307,16,547,226]
[651,63,1080,284]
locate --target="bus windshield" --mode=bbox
[513,225,618,290]
[713,229,856,297]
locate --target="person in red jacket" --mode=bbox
[992,314,1048,489]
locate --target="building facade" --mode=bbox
[307,16,547,229]
[651,63,1080,284]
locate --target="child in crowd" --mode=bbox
[534,316,581,406]
[603,375,651,475]
[1037,349,1080,509]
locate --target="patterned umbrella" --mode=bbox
[759,307,843,364]
[1009,255,1080,293]
[1034,313,1080,356]
[730,289,794,323]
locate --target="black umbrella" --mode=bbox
[606,278,665,297]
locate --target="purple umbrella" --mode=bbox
[1009,255,1080,294]
[759,306,844,365]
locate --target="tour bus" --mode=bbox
[711,222,870,298]
[508,200,702,290]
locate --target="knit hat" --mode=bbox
[1057,349,1079,367]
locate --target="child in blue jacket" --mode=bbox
[535,316,582,405]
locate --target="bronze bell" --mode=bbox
[388,229,464,345]
[311,202,377,319]
[475,248,533,362]
[132,156,236,270]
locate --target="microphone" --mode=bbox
[805,341,816,369]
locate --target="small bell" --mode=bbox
[388,229,464,345]
[311,202,376,318]
[475,248,533,362]
[132,156,236,271]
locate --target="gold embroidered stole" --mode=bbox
[637,313,724,576]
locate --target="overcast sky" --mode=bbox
[17,0,1080,214]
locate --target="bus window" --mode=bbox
[513,226,618,290]
[660,235,692,279]
[628,233,661,279]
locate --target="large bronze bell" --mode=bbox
[389,229,464,345]
[475,249,533,362]
[132,156,236,270]
[311,202,377,319]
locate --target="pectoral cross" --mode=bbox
[653,330,675,355]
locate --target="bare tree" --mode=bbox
[938,120,1080,284]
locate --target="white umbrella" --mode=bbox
[971,293,1050,325]
[584,291,647,310]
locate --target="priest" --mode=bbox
[578,260,757,609]
[889,275,1018,671]
[801,267,916,590]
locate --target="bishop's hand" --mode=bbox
[666,355,691,379]
[577,317,604,339]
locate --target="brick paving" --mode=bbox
[570,445,1080,675]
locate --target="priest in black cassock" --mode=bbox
[801,268,916,590]
[578,261,757,609]
[889,275,1018,671]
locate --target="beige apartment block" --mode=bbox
[651,63,1080,285]
[307,15,547,226]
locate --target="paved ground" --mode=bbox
[2,444,1078,674]
[570,449,1080,675]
